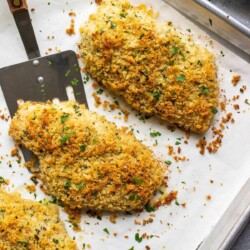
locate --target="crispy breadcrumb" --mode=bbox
[79,0,218,134]
[9,101,165,211]
[0,190,76,250]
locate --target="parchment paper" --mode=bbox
[0,0,249,249]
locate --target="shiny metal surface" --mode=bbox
[163,0,250,56]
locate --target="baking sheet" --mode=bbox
[0,0,250,250]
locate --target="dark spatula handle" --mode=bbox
[7,0,28,14]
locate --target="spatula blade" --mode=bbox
[0,50,88,117]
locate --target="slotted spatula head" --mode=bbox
[0,51,88,162]
[0,51,88,117]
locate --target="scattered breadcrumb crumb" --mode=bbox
[231,75,241,86]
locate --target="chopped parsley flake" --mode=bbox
[17,241,29,247]
[73,105,80,113]
[53,239,59,244]
[73,63,80,72]
[145,204,155,212]
[60,131,74,144]
[135,233,143,243]
[245,100,250,106]
[175,141,181,145]
[150,131,161,137]
[133,177,144,184]
[103,228,109,234]
[153,91,161,101]
[61,115,68,124]
[197,60,203,66]
[76,183,84,189]
[71,78,79,86]
[65,69,70,77]
[176,75,185,82]
[201,85,210,95]
[175,200,180,206]
[80,145,87,151]
[165,160,172,165]
[83,74,90,84]
[186,28,191,32]
[120,13,127,18]
[97,89,104,95]
[171,47,178,55]
[65,180,71,189]
[211,107,218,114]
[128,247,134,250]
[110,22,117,29]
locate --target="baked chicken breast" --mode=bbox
[79,0,218,134]
[9,101,165,211]
[0,190,77,250]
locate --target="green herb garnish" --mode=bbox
[80,145,87,151]
[76,183,84,189]
[103,228,109,234]
[165,160,172,165]
[65,69,70,77]
[150,131,161,137]
[201,85,210,95]
[171,47,178,55]
[61,115,68,124]
[53,239,59,244]
[176,75,185,82]
[145,204,155,212]
[17,241,29,247]
[211,107,218,114]
[71,78,79,86]
[60,131,74,144]
[135,233,143,243]
[65,180,71,189]
[97,89,104,95]
[197,60,203,66]
[133,177,144,184]
[153,91,161,101]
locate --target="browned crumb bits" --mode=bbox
[196,138,207,155]
[25,184,36,193]
[206,195,212,201]
[231,75,241,86]
[109,213,117,224]
[95,0,103,4]
[66,19,75,35]
[69,11,76,16]
[92,92,101,107]
[233,104,240,110]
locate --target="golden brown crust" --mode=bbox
[79,0,218,134]
[9,101,165,211]
[0,190,77,250]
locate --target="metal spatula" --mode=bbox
[0,0,88,162]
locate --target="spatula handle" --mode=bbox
[7,0,28,14]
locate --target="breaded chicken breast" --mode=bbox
[9,101,165,211]
[79,0,218,134]
[0,190,76,250]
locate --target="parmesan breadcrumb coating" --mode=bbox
[79,0,218,134]
[9,101,165,211]
[0,190,77,250]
